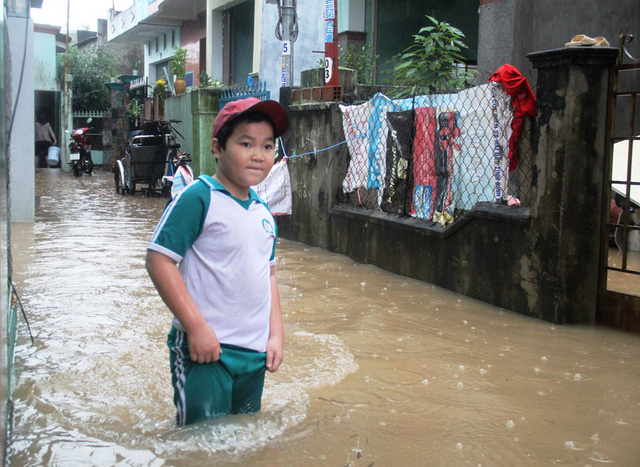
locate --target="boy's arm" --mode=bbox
[266,266,284,373]
[146,249,222,363]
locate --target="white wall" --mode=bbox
[8,14,35,223]
[207,7,223,82]
[338,0,365,32]
[260,0,325,98]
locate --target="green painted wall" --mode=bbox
[1,2,17,462]
[164,89,221,178]
[33,32,58,91]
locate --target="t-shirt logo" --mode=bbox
[262,219,275,236]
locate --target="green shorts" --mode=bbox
[167,326,267,426]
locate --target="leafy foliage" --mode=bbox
[128,97,142,126]
[197,71,224,88]
[169,45,187,78]
[198,70,212,87]
[390,15,477,96]
[339,44,379,85]
[58,45,119,111]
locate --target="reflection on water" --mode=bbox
[8,169,640,465]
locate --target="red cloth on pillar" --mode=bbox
[489,64,536,171]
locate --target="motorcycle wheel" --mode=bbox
[83,157,94,175]
[72,163,81,177]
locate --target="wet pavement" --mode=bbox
[7,169,640,465]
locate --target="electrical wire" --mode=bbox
[275,0,298,43]
[10,282,34,344]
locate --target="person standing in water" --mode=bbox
[146,98,288,426]
[34,111,56,168]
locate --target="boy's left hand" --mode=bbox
[266,336,283,372]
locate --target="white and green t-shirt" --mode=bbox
[148,175,277,352]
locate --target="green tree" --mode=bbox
[390,15,476,96]
[58,45,119,111]
[339,44,379,85]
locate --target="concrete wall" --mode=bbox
[2,3,19,462]
[8,14,34,223]
[277,46,618,326]
[478,0,640,83]
[259,0,324,96]
[477,0,514,80]
[33,31,57,91]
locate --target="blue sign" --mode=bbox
[325,0,335,19]
[325,20,334,43]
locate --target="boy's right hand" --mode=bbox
[187,325,222,363]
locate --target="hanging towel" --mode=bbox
[252,158,292,215]
[488,64,536,171]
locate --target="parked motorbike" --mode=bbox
[68,118,94,176]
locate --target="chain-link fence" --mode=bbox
[336,82,533,226]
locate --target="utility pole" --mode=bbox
[324,0,338,86]
[277,0,297,87]
[64,0,70,137]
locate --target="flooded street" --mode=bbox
[7,169,640,465]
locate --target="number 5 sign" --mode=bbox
[282,41,291,56]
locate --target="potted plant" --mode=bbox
[169,45,187,95]
[132,60,142,76]
[154,79,167,118]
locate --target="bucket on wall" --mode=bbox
[47,146,61,166]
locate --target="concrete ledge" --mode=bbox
[331,202,530,239]
[472,202,531,223]
[527,46,618,69]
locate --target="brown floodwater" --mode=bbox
[7,169,640,465]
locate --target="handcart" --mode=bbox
[114,120,192,197]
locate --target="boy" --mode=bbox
[146,98,289,426]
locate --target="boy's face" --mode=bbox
[211,120,276,199]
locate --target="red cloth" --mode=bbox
[489,64,536,171]
[610,199,623,224]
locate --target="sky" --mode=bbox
[30,0,134,32]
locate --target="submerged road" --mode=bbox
[7,169,640,465]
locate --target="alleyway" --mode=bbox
[7,169,640,465]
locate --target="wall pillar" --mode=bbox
[190,89,221,177]
[105,81,125,168]
[526,46,617,323]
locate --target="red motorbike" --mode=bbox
[68,119,94,176]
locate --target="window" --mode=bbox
[7,0,29,15]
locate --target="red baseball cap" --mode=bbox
[211,97,290,139]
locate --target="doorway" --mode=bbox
[598,33,640,331]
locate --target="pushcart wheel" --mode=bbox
[123,166,134,194]
[115,160,126,194]
[114,170,122,194]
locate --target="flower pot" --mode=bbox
[174,77,187,95]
